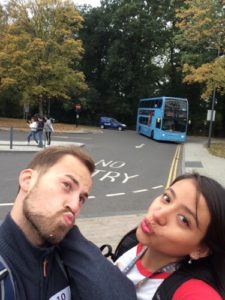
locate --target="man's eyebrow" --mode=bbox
[65,174,89,198]
[65,174,79,185]
[168,187,198,226]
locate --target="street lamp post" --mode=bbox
[207,85,216,148]
[207,48,220,148]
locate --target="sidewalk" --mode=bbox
[0,140,84,151]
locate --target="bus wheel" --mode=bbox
[100,125,104,129]
[118,126,122,131]
[151,131,154,139]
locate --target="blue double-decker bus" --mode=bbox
[136,96,188,143]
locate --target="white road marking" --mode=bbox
[152,185,164,189]
[106,193,126,197]
[135,144,145,149]
[132,189,149,193]
[86,186,163,199]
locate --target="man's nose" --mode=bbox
[66,194,81,215]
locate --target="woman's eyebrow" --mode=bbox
[168,187,198,226]
[167,187,176,198]
[181,204,198,226]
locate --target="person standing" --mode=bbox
[44,116,54,146]
[27,117,38,145]
[0,145,137,300]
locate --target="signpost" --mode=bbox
[75,104,81,127]
[207,86,216,148]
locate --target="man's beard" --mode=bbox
[22,184,70,246]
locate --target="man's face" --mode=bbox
[22,154,92,246]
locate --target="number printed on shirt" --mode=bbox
[49,286,71,300]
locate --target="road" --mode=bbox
[0,129,182,219]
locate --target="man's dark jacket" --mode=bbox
[0,215,137,300]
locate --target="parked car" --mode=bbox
[99,117,127,131]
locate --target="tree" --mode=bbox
[0,0,87,116]
[80,0,185,126]
[176,0,225,99]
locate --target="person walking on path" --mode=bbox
[36,116,45,148]
[27,117,38,145]
[44,116,54,146]
[0,145,137,300]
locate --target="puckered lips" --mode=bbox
[63,211,75,227]
[140,217,154,234]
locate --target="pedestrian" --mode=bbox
[36,116,45,147]
[0,145,137,300]
[26,117,38,145]
[44,116,54,146]
[115,173,225,299]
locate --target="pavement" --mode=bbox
[0,134,225,251]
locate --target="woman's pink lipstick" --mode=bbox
[140,218,154,234]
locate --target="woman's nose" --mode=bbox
[152,208,168,226]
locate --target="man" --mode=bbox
[0,145,136,300]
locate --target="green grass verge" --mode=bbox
[207,143,225,159]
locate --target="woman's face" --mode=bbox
[136,179,210,260]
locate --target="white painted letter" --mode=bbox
[122,173,139,183]
[95,160,113,167]
[100,171,120,182]
[110,161,126,168]
[92,169,106,177]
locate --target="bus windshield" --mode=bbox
[162,99,188,132]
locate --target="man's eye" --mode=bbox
[63,182,71,190]
[79,196,86,205]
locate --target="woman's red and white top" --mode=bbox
[115,243,222,300]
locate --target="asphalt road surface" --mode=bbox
[0,129,180,219]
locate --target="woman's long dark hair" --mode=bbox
[171,173,225,298]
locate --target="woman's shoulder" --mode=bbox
[172,279,222,300]
[114,244,138,268]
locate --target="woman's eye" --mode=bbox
[178,215,190,227]
[162,193,170,203]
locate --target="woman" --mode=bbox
[44,116,54,146]
[27,117,38,144]
[115,173,225,299]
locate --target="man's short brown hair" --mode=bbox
[26,145,95,175]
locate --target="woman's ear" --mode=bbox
[190,244,210,260]
[19,169,33,192]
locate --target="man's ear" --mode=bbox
[19,169,34,192]
[190,244,210,260]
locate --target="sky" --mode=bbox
[74,0,101,6]
[0,0,101,7]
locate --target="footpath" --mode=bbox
[0,134,225,251]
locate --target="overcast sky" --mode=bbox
[0,0,101,7]
[75,0,100,6]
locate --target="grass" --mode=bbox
[0,117,98,132]
[207,143,225,159]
